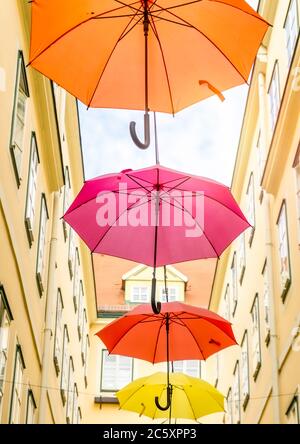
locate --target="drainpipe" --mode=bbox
[258,71,281,424]
[38,191,60,424]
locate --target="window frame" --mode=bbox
[66,357,74,424]
[250,294,262,380]
[262,260,271,345]
[100,350,133,393]
[246,173,256,246]
[231,252,238,316]
[73,249,81,312]
[276,200,292,301]
[25,389,36,424]
[36,194,49,296]
[62,166,71,241]
[9,51,30,187]
[268,61,281,132]
[172,360,201,378]
[0,287,13,410]
[286,394,300,424]
[284,0,300,66]
[238,233,246,285]
[60,325,69,405]
[233,361,241,424]
[9,345,26,424]
[241,331,250,410]
[226,388,233,424]
[53,289,64,375]
[130,286,150,304]
[160,286,179,302]
[24,132,40,246]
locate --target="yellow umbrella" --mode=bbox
[116,372,224,422]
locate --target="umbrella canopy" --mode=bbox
[97,302,237,363]
[117,372,225,421]
[63,164,250,267]
[29,0,268,113]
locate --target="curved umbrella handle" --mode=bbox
[151,277,161,314]
[155,386,172,411]
[129,113,150,149]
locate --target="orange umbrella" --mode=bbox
[29,0,269,147]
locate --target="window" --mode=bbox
[77,283,84,340]
[60,326,69,404]
[10,51,29,185]
[277,202,291,300]
[68,228,76,278]
[251,295,262,379]
[173,360,201,378]
[246,174,255,245]
[285,0,299,65]
[25,133,39,244]
[54,290,63,375]
[286,395,300,424]
[0,288,12,410]
[233,362,241,424]
[241,332,250,409]
[101,350,133,392]
[268,62,280,131]
[36,195,49,295]
[223,284,230,321]
[231,253,238,316]
[25,390,36,424]
[256,131,266,182]
[130,287,149,303]
[238,234,246,284]
[9,346,25,424]
[73,249,80,311]
[214,354,220,387]
[72,384,79,425]
[160,287,178,302]
[66,357,74,424]
[262,260,271,343]
[77,407,82,425]
[63,167,71,240]
[83,335,90,388]
[226,388,233,424]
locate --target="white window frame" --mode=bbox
[36,195,49,296]
[256,130,266,182]
[68,228,76,278]
[83,334,90,388]
[160,286,179,302]
[130,286,149,303]
[238,233,246,284]
[246,173,255,245]
[0,288,12,412]
[241,332,250,409]
[66,357,74,424]
[25,133,39,244]
[251,295,262,379]
[72,383,79,425]
[173,360,201,378]
[224,284,231,321]
[277,201,291,300]
[226,388,233,424]
[101,350,133,392]
[10,51,29,186]
[9,346,25,424]
[262,260,271,344]
[233,362,241,424]
[295,165,300,243]
[231,253,238,316]
[60,326,69,405]
[62,166,71,240]
[25,390,36,424]
[73,249,80,312]
[54,289,63,375]
[268,61,280,131]
[77,282,84,340]
[284,0,299,66]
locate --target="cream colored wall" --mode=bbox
[0,0,95,424]
[207,0,300,425]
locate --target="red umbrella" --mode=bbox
[63,164,249,312]
[96,301,237,363]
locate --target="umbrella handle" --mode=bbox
[155,386,172,411]
[151,277,161,314]
[129,113,150,149]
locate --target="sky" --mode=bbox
[79,0,258,187]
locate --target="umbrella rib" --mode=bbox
[87,3,144,107]
[152,2,248,84]
[172,313,206,360]
[91,196,154,253]
[125,173,155,193]
[182,385,198,421]
[159,194,220,258]
[148,16,175,116]
[152,316,166,364]
[28,1,141,66]
[159,177,191,197]
[118,384,145,409]
[64,186,152,218]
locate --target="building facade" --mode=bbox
[0,1,96,424]
[206,0,300,425]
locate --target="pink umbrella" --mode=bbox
[64,164,249,312]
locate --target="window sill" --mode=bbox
[94,396,119,406]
